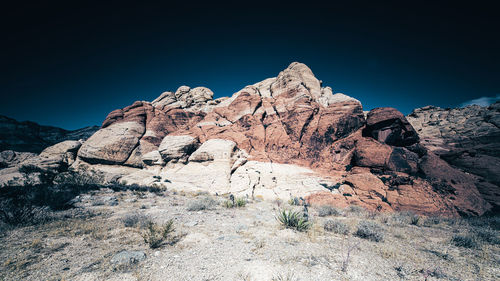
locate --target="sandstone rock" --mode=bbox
[141,150,164,166]
[407,103,500,210]
[158,135,199,163]
[78,121,145,164]
[353,138,393,169]
[39,140,82,157]
[64,159,143,185]
[189,139,239,163]
[229,161,334,200]
[0,150,37,168]
[363,107,419,146]
[110,251,146,267]
[13,140,84,174]
[17,62,493,217]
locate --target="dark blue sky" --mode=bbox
[1,1,498,129]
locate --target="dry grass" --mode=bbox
[0,186,498,280]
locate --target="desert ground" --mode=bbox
[0,185,498,281]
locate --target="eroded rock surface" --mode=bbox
[3,62,496,217]
[407,103,500,211]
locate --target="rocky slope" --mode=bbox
[407,103,500,212]
[0,115,99,153]
[1,63,497,217]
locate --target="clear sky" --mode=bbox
[1,1,498,129]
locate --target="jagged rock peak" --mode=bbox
[152,86,214,109]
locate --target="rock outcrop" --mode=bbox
[2,62,497,217]
[0,115,98,153]
[407,103,500,211]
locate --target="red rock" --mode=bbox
[363,107,419,147]
[72,62,493,216]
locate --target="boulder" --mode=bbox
[141,150,164,166]
[0,150,37,168]
[363,107,419,146]
[110,250,146,268]
[78,121,145,164]
[13,140,83,174]
[158,135,199,163]
[353,138,393,168]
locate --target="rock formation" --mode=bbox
[407,103,500,212]
[1,62,497,217]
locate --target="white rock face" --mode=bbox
[229,161,334,200]
[40,140,82,157]
[78,121,145,164]
[67,159,144,185]
[141,150,164,166]
[152,86,215,112]
[158,135,199,163]
[155,139,248,194]
[318,91,361,107]
[188,139,240,163]
[270,62,322,101]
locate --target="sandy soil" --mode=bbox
[0,188,499,281]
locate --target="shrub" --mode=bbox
[347,205,365,215]
[19,164,46,174]
[467,216,500,231]
[0,184,99,227]
[186,196,217,211]
[122,212,150,228]
[451,233,478,248]
[324,219,349,235]
[472,228,500,245]
[276,209,310,232]
[391,211,421,226]
[142,220,175,248]
[423,216,444,227]
[223,197,246,208]
[354,220,384,242]
[410,214,421,226]
[0,204,54,227]
[317,205,342,217]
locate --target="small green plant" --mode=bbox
[142,219,175,249]
[272,272,297,281]
[317,205,342,217]
[410,214,421,226]
[276,209,310,232]
[354,220,384,242]
[223,197,247,208]
[324,219,350,234]
[288,197,301,206]
[451,233,478,248]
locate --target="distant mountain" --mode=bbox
[0,115,99,153]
